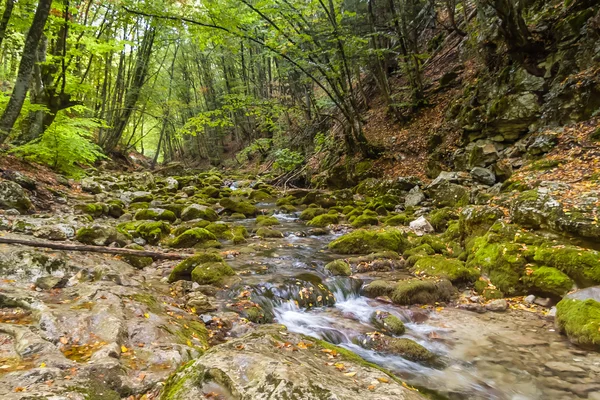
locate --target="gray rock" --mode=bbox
[33,224,75,241]
[470,167,496,186]
[486,299,508,312]
[544,361,586,376]
[405,186,425,207]
[465,141,499,169]
[5,208,20,216]
[428,181,469,208]
[546,306,557,319]
[525,294,536,304]
[409,216,434,236]
[162,325,422,400]
[527,133,558,156]
[35,276,68,290]
[565,286,600,302]
[164,177,179,192]
[459,303,486,313]
[396,176,422,191]
[81,178,103,194]
[0,181,33,213]
[533,297,553,307]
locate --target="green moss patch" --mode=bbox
[556,298,600,350]
[412,255,479,284]
[191,261,235,286]
[169,228,217,248]
[390,278,455,305]
[169,252,224,282]
[328,228,408,254]
[325,259,351,276]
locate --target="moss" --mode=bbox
[205,222,233,239]
[256,227,284,238]
[134,208,177,222]
[383,338,436,362]
[442,220,461,240]
[181,204,219,221]
[418,235,447,253]
[276,196,294,206]
[307,213,339,227]
[129,202,150,211]
[122,244,153,269]
[249,189,271,201]
[168,252,224,282]
[362,280,396,298]
[279,204,296,213]
[172,220,211,236]
[328,228,408,255]
[220,198,258,216]
[299,207,327,221]
[531,159,562,171]
[77,203,107,218]
[245,306,272,323]
[230,212,247,219]
[256,215,280,226]
[351,213,379,228]
[556,298,600,350]
[403,244,435,258]
[458,206,504,241]
[412,255,479,284]
[346,208,364,219]
[325,259,351,276]
[130,293,163,314]
[136,221,171,244]
[428,208,458,231]
[390,278,455,305]
[371,311,405,335]
[169,228,217,248]
[534,246,600,287]
[384,213,409,226]
[191,261,235,286]
[523,266,573,299]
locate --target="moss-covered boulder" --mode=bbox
[181,204,219,222]
[232,225,249,244]
[249,189,271,201]
[169,252,224,282]
[205,222,233,239]
[76,225,130,246]
[362,280,396,298]
[328,228,408,255]
[76,202,108,218]
[256,215,280,226]
[191,261,235,286]
[556,298,600,350]
[459,205,504,240]
[384,213,410,226]
[324,259,351,276]
[307,213,339,227]
[351,213,379,228]
[371,311,405,335]
[363,334,435,363]
[220,198,258,216]
[390,278,455,305]
[134,208,177,222]
[130,191,154,203]
[256,227,284,238]
[136,221,172,244]
[428,208,458,232]
[299,207,327,221]
[429,181,469,207]
[412,255,479,284]
[534,245,600,288]
[169,228,217,248]
[523,266,574,299]
[122,244,153,269]
[0,181,33,213]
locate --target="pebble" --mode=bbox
[486,299,508,312]
[534,297,553,307]
[525,294,536,304]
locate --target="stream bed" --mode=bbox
[218,205,600,400]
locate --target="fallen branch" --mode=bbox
[0,237,188,260]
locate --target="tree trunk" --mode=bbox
[0,0,53,144]
[0,0,15,49]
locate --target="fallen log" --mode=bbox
[0,237,188,260]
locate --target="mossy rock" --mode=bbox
[169,228,217,248]
[107,200,125,218]
[76,225,130,247]
[534,245,600,288]
[172,220,211,236]
[363,280,396,298]
[134,208,177,222]
[220,198,259,216]
[76,202,108,218]
[230,212,247,219]
[328,228,408,255]
[384,213,410,226]
[136,221,172,244]
[325,259,351,276]
[364,335,435,363]
[307,213,339,227]
[523,266,573,299]
[191,261,235,286]
[169,252,224,282]
[122,244,153,269]
[129,202,150,211]
[428,208,458,231]
[256,215,280,226]
[249,189,272,201]
[351,213,379,228]
[390,278,455,305]
[299,207,327,221]
[205,222,233,239]
[244,305,273,323]
[181,204,219,222]
[256,227,284,238]
[459,205,504,240]
[371,311,405,335]
[556,298,600,350]
[279,204,297,213]
[412,255,479,284]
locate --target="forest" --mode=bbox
[0,0,599,399]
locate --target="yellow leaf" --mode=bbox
[344,371,357,377]
[121,345,128,353]
[144,313,150,319]
[40,362,46,368]
[377,377,389,383]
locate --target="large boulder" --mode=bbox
[0,181,32,213]
[556,296,600,351]
[75,224,130,246]
[161,326,423,400]
[428,181,469,207]
[328,228,408,255]
[181,204,218,222]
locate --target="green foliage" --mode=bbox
[273,148,304,172]
[11,107,106,178]
[236,138,273,163]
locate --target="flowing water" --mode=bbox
[216,204,600,400]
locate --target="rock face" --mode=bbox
[409,216,434,236]
[161,326,423,400]
[0,181,32,213]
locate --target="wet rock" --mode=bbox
[256,227,284,238]
[544,361,586,376]
[161,326,422,400]
[486,299,508,312]
[470,167,496,185]
[35,275,68,289]
[405,186,425,207]
[75,224,130,246]
[371,311,405,335]
[181,204,218,222]
[362,333,436,364]
[325,259,352,276]
[185,292,217,314]
[0,181,33,213]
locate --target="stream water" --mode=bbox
[217,203,600,400]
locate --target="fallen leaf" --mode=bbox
[377,377,389,383]
[121,345,128,353]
